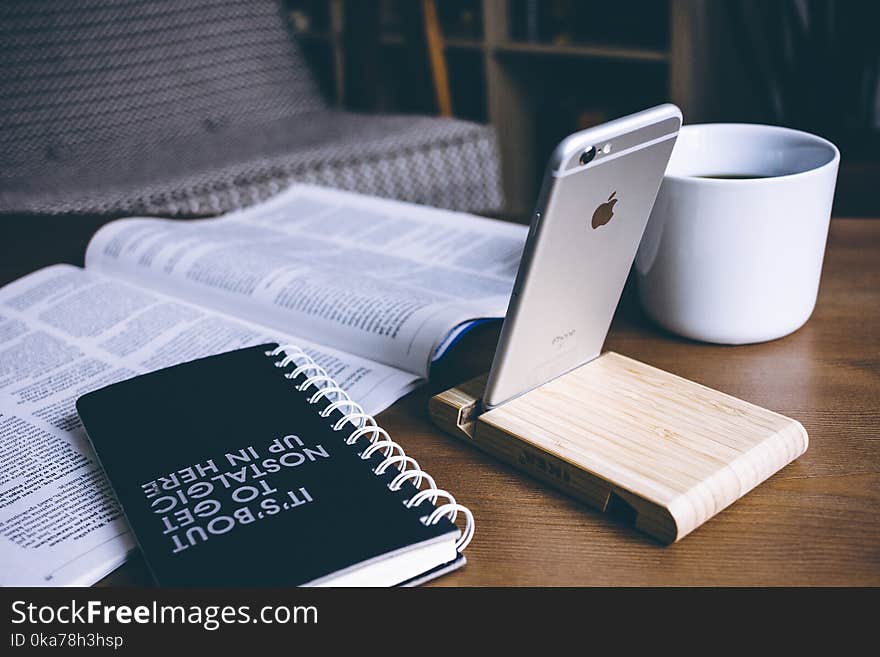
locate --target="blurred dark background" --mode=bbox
[289,0,880,218]
[1,0,877,222]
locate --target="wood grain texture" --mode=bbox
[432,352,808,543]
[1,217,877,586]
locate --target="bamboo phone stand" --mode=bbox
[429,352,808,543]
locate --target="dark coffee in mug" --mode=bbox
[696,174,773,180]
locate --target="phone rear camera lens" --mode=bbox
[579,146,597,165]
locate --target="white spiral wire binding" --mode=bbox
[360,439,405,460]
[407,488,457,514]
[390,468,436,493]
[427,504,474,551]
[346,425,391,446]
[375,455,419,476]
[268,344,474,551]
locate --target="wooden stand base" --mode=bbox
[429,352,808,543]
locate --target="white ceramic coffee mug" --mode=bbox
[635,123,840,344]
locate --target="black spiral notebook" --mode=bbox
[76,344,472,587]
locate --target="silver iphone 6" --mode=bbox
[483,104,682,409]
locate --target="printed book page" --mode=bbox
[84,184,528,376]
[0,265,419,585]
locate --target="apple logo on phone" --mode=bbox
[591,191,618,229]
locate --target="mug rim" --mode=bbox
[664,122,840,185]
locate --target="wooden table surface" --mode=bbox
[2,216,878,586]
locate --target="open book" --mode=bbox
[0,184,527,585]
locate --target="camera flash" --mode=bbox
[602,143,612,154]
